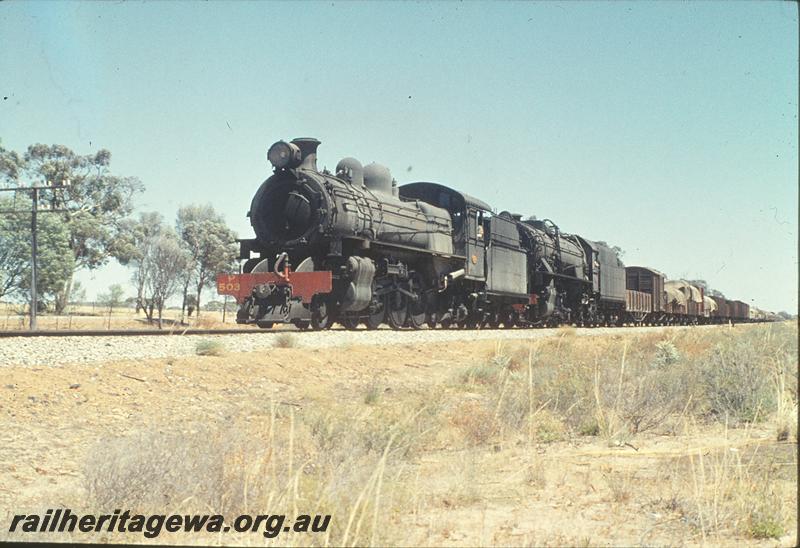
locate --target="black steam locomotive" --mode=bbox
[217,137,629,330]
[218,137,765,330]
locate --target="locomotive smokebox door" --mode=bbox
[465,208,485,279]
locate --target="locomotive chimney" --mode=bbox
[291,138,321,171]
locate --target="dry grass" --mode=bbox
[83,396,446,546]
[600,465,636,503]
[444,323,796,457]
[193,315,223,329]
[0,301,237,330]
[5,322,795,546]
[448,400,499,445]
[274,333,297,348]
[653,435,794,542]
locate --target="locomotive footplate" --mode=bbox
[216,271,333,324]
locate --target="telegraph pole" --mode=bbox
[0,180,68,330]
[30,187,38,330]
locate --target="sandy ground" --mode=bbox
[0,335,796,546]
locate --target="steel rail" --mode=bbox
[0,328,265,338]
[0,321,765,338]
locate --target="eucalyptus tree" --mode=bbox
[175,204,237,317]
[0,195,74,309]
[0,143,143,313]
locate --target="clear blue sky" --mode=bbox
[1,1,797,312]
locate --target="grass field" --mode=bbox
[1,322,796,546]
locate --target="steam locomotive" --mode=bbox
[216,138,762,330]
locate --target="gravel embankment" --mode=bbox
[0,325,709,368]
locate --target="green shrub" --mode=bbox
[748,514,784,539]
[699,340,775,423]
[652,340,680,368]
[363,379,382,405]
[458,363,500,385]
[195,339,225,356]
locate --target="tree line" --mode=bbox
[0,141,238,327]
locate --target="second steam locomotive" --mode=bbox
[217,138,759,330]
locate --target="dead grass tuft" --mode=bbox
[449,400,498,446]
[273,332,297,348]
[457,363,500,386]
[193,315,221,329]
[681,443,792,541]
[600,465,636,503]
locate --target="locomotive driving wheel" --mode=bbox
[386,291,408,330]
[457,317,477,329]
[365,312,383,329]
[501,310,516,328]
[365,303,384,330]
[406,274,427,330]
[407,302,426,329]
[311,299,332,331]
[426,312,437,329]
[340,316,360,330]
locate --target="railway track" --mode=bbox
[0,328,264,338]
[0,320,754,338]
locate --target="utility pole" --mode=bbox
[30,187,38,330]
[0,180,69,330]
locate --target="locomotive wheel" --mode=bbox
[407,306,426,329]
[457,317,477,329]
[426,312,437,329]
[311,313,331,331]
[257,321,274,329]
[365,306,384,330]
[293,320,310,331]
[406,273,427,329]
[406,297,427,330]
[386,292,408,330]
[311,301,332,331]
[341,316,360,330]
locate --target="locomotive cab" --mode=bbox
[399,182,492,280]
